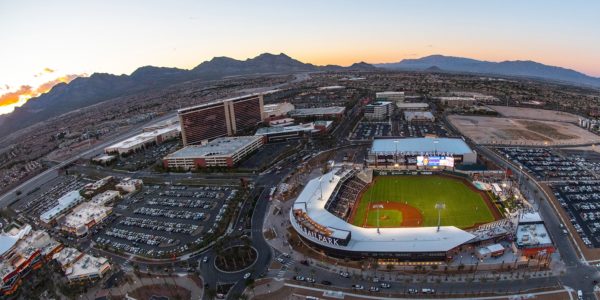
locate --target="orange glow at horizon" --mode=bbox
[0,74,83,115]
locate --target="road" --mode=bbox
[0,112,178,208]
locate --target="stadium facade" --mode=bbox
[290,168,477,261]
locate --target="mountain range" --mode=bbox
[0,53,374,136]
[376,55,600,88]
[1,53,599,137]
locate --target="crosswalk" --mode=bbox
[275,256,295,281]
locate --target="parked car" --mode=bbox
[243,273,251,279]
[352,284,364,290]
[321,280,332,286]
[422,288,436,294]
[339,271,350,278]
[369,286,380,292]
[380,283,391,288]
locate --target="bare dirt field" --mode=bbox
[448,115,600,146]
[488,106,581,123]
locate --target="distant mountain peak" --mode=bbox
[378,54,600,87]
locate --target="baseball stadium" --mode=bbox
[290,137,504,261]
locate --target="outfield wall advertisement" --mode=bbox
[416,156,455,167]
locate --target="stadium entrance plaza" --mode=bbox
[263,167,566,282]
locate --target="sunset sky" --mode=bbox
[1,0,599,114]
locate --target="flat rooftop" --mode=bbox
[371,137,473,154]
[289,106,345,116]
[291,169,476,253]
[516,223,552,247]
[40,191,83,222]
[178,90,278,114]
[165,136,262,159]
[404,111,434,119]
[397,102,429,109]
[105,124,180,150]
[376,91,404,96]
[255,123,315,135]
[367,101,392,107]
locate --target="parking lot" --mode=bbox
[499,147,600,248]
[113,140,180,171]
[350,122,392,140]
[498,148,598,181]
[94,184,238,258]
[238,142,297,170]
[552,182,600,248]
[393,118,448,138]
[12,174,88,218]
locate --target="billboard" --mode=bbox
[417,156,454,167]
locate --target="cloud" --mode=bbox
[44,67,55,73]
[0,85,33,107]
[0,74,85,114]
[34,74,80,94]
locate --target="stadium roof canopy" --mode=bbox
[291,169,476,253]
[371,137,473,154]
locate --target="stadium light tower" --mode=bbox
[318,176,324,200]
[394,140,399,165]
[435,202,446,232]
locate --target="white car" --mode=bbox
[243,273,251,279]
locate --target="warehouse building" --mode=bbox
[367,137,477,167]
[396,102,429,111]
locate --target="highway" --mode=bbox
[0,112,178,208]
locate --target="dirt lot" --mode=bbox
[488,106,581,123]
[448,115,600,146]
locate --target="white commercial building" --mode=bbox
[263,102,295,120]
[53,247,111,283]
[115,178,143,193]
[364,101,393,120]
[104,124,180,155]
[404,111,435,122]
[396,102,429,111]
[40,191,84,224]
[163,136,265,169]
[288,107,346,119]
[437,97,476,108]
[376,91,405,107]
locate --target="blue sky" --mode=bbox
[1,0,599,113]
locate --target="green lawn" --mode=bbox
[352,175,495,229]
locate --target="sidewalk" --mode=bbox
[83,273,203,300]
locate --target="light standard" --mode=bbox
[394,140,399,166]
[435,202,445,232]
[433,140,439,155]
[318,176,323,200]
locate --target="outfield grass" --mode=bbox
[352,175,495,229]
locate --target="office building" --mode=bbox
[178,93,265,145]
[364,101,393,120]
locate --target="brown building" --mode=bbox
[178,93,265,145]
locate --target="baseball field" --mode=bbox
[349,175,498,229]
